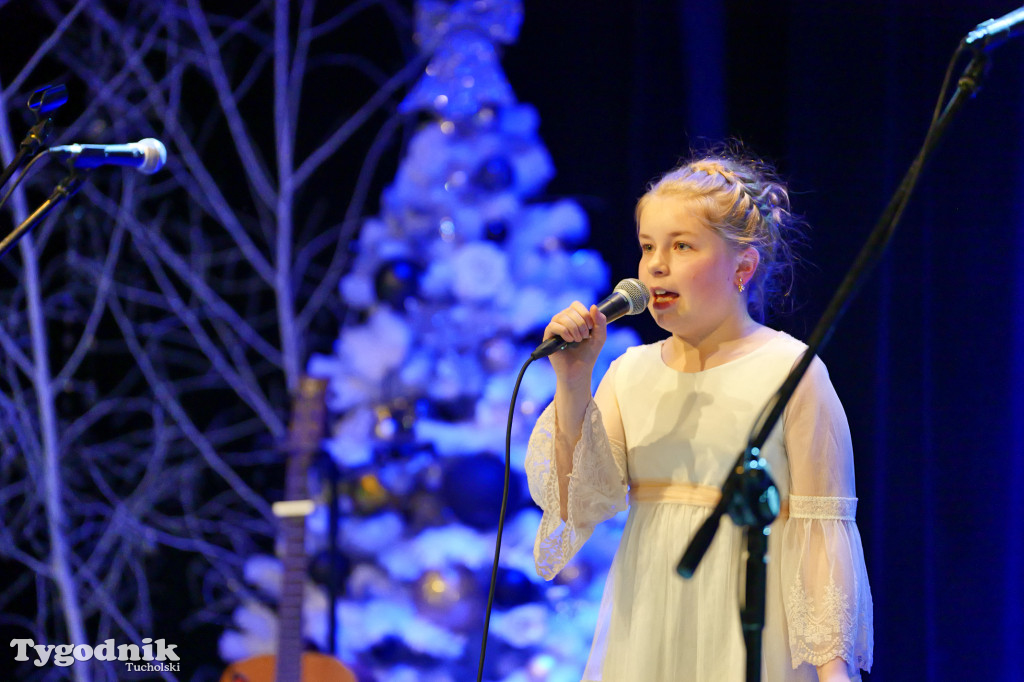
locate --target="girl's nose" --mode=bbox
[646,251,667,276]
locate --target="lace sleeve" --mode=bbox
[524,400,627,580]
[781,356,873,674]
[781,500,873,672]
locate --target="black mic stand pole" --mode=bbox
[0,169,88,260]
[677,45,989,682]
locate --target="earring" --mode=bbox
[737,280,745,293]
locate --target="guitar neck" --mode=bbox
[275,514,306,682]
[274,377,328,682]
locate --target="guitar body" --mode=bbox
[219,653,356,682]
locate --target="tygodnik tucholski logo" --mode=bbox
[10,637,180,672]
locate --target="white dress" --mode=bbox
[525,331,873,681]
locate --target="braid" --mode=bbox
[635,147,804,320]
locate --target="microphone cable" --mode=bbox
[0,152,49,213]
[476,353,535,682]
[474,280,648,679]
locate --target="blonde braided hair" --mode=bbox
[635,149,803,319]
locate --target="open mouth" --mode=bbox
[651,287,678,308]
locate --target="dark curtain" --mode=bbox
[507,1,1024,679]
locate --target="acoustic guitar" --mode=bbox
[221,376,355,682]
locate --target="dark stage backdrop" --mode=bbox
[503,1,1024,680]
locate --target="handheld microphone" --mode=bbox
[531,278,651,360]
[965,6,1024,51]
[47,138,167,174]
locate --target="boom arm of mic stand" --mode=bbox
[0,170,88,260]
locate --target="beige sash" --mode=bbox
[629,480,789,518]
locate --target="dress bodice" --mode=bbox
[614,334,807,498]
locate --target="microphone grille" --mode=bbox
[137,138,167,174]
[613,278,651,314]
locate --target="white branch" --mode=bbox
[273,0,300,393]
[21,235,91,682]
[0,322,33,377]
[187,0,277,206]
[309,0,409,41]
[286,0,316,132]
[52,213,126,393]
[298,112,405,329]
[109,295,275,522]
[293,52,425,187]
[81,183,284,367]
[128,241,286,437]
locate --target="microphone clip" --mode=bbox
[723,449,780,529]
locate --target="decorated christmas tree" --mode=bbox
[221,1,639,679]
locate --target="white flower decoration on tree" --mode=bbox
[450,241,510,302]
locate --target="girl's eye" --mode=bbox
[640,243,653,252]
[675,242,690,250]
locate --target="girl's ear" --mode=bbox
[737,246,760,281]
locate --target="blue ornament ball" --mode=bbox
[484,219,508,243]
[427,395,478,422]
[472,155,515,191]
[374,259,421,307]
[369,635,436,666]
[494,567,539,607]
[441,454,521,530]
[308,549,351,587]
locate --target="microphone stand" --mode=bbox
[0,85,67,194]
[676,44,990,682]
[0,168,88,260]
[0,118,52,193]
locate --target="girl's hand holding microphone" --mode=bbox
[543,302,608,388]
[531,279,650,389]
